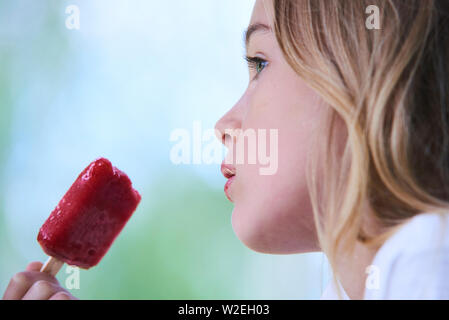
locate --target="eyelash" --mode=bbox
[244,55,268,79]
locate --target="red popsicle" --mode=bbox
[37,158,141,275]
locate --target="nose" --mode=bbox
[214,97,243,148]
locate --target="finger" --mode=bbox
[2,272,36,300]
[22,280,65,300]
[2,271,59,300]
[49,291,73,300]
[26,261,44,272]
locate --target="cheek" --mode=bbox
[231,84,322,254]
[231,125,318,253]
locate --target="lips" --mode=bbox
[221,163,236,202]
[221,163,236,179]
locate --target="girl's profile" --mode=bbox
[2,0,449,300]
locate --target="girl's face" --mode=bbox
[215,0,327,254]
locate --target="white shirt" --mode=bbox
[320,212,449,299]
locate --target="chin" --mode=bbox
[231,205,320,254]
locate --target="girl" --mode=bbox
[4,0,449,299]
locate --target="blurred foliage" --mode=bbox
[0,0,15,285]
[0,0,76,289]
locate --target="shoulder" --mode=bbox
[320,278,350,300]
[364,212,449,299]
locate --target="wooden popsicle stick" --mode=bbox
[40,256,64,277]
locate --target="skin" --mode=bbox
[216,0,323,255]
[215,0,378,299]
[3,0,376,300]
[2,261,76,300]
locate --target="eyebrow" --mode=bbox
[244,23,272,49]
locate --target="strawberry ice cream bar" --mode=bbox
[37,158,141,269]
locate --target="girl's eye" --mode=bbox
[244,55,268,78]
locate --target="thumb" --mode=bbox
[25,261,44,272]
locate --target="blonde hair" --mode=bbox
[272,0,449,297]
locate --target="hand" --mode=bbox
[2,261,78,300]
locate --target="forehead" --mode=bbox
[250,0,272,25]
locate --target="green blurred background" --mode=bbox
[0,0,330,299]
